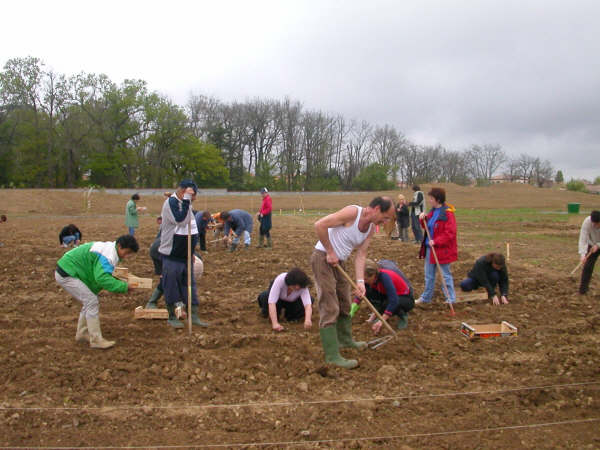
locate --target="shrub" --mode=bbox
[566,179,587,192]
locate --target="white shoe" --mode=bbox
[415,297,429,305]
[61,243,68,248]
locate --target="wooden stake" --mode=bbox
[187,214,192,336]
[423,221,456,315]
[506,242,510,262]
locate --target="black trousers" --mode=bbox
[257,290,311,321]
[580,245,599,294]
[410,212,423,242]
[199,231,206,251]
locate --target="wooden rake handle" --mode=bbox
[422,219,455,315]
[570,250,592,276]
[335,265,397,337]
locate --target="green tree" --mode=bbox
[171,136,229,188]
[352,163,395,191]
[593,176,600,185]
[555,170,564,183]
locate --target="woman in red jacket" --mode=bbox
[415,187,457,304]
[256,187,273,248]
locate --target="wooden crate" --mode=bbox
[134,306,168,320]
[460,321,517,339]
[113,267,152,289]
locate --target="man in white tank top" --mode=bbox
[311,196,396,369]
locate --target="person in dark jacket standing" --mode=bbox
[395,194,410,242]
[408,185,425,244]
[256,187,273,248]
[460,253,509,305]
[159,180,208,328]
[59,224,82,247]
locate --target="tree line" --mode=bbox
[0,56,556,190]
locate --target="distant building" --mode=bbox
[490,175,525,184]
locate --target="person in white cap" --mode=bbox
[257,187,273,248]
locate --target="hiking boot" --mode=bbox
[336,315,367,350]
[320,326,358,369]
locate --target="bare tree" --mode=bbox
[467,144,507,181]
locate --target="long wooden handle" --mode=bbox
[422,218,455,315]
[335,265,397,337]
[570,251,591,275]
[187,216,192,336]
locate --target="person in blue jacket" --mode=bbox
[220,209,253,251]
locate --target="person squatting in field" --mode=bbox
[256,187,273,248]
[351,259,415,333]
[59,224,82,248]
[221,209,253,251]
[311,196,396,369]
[54,234,139,349]
[416,187,458,305]
[578,210,600,295]
[159,180,208,328]
[460,253,509,305]
[256,268,314,331]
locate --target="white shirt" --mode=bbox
[578,216,600,255]
[268,272,311,306]
[315,205,372,261]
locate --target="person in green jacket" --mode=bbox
[125,193,146,236]
[54,235,139,349]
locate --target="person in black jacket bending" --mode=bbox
[460,253,509,305]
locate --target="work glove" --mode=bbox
[349,297,361,318]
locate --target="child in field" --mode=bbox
[460,253,509,305]
[59,224,82,247]
[395,195,410,242]
[55,235,139,349]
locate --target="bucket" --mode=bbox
[567,203,581,214]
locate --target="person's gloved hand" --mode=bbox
[349,302,360,318]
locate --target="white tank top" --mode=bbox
[315,205,372,261]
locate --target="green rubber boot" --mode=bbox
[256,235,264,248]
[229,243,238,252]
[166,303,184,329]
[396,311,408,330]
[145,286,163,309]
[336,315,367,350]
[320,326,358,369]
[190,305,209,327]
[266,236,272,249]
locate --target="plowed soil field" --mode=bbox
[0,185,599,448]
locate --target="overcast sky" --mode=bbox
[2,0,599,180]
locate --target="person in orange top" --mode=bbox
[256,187,273,248]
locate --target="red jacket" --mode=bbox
[260,194,272,215]
[419,204,457,264]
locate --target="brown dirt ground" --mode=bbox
[0,186,599,448]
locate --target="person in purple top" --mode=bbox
[257,268,314,331]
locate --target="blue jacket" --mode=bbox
[224,209,253,236]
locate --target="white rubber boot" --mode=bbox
[75,313,89,342]
[87,316,115,349]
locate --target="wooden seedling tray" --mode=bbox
[114,267,152,289]
[460,321,517,339]
[134,306,168,319]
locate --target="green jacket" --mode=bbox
[125,199,139,228]
[57,242,128,295]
